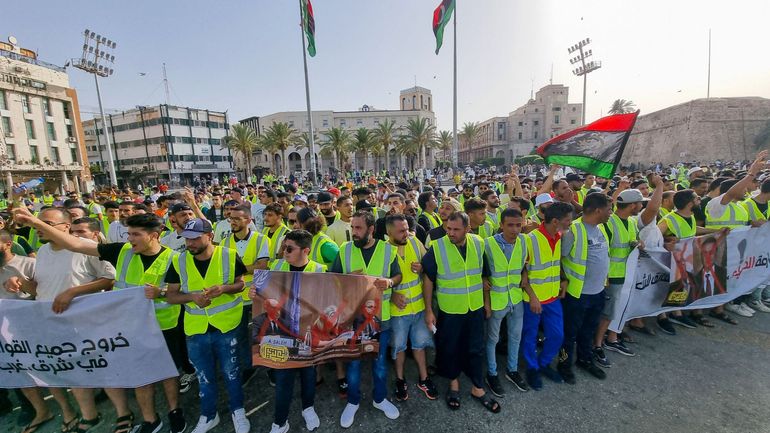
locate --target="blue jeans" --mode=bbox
[486,302,524,376]
[521,300,564,371]
[274,367,316,426]
[390,311,434,358]
[346,329,391,405]
[186,327,244,419]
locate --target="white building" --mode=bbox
[237,86,437,177]
[84,104,233,187]
[0,36,90,193]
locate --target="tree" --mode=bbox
[437,130,453,161]
[259,122,298,176]
[321,127,352,171]
[372,119,398,172]
[225,123,259,179]
[400,117,437,171]
[608,99,636,115]
[351,128,378,171]
[460,121,479,150]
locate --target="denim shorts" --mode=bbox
[389,311,434,358]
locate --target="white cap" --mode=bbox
[687,166,704,177]
[535,193,554,207]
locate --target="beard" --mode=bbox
[391,237,407,246]
[353,235,370,249]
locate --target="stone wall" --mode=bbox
[622,97,770,166]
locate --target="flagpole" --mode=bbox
[299,0,317,186]
[451,0,458,170]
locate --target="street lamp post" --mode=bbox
[568,38,601,125]
[72,29,118,186]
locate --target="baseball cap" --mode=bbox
[294,194,308,204]
[170,203,193,214]
[447,187,459,195]
[316,191,333,204]
[687,167,704,177]
[231,187,244,195]
[535,193,554,207]
[617,189,649,203]
[327,187,341,197]
[565,173,583,183]
[443,198,463,212]
[180,218,213,239]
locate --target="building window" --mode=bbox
[517,122,523,127]
[373,119,379,126]
[356,119,363,126]
[25,119,35,139]
[553,106,561,111]
[1,117,11,136]
[322,119,329,128]
[572,107,576,112]
[63,101,71,119]
[22,95,31,113]
[46,122,56,141]
[70,147,78,164]
[570,119,576,125]
[29,145,39,163]
[534,131,538,139]
[554,115,560,124]
[535,108,539,113]
[340,119,346,127]
[288,120,294,127]
[0,91,6,110]
[50,146,60,164]
[533,120,539,126]
[43,98,51,116]
[6,144,15,161]
[518,132,522,140]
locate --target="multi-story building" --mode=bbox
[458,84,582,165]
[84,104,233,187]
[236,86,437,177]
[0,36,90,193]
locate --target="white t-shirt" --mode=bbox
[326,219,352,246]
[107,221,129,243]
[232,231,270,261]
[160,231,188,253]
[705,194,730,220]
[33,242,115,301]
[213,220,257,244]
[0,255,36,300]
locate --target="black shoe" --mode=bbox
[241,367,258,385]
[16,403,35,427]
[557,364,576,385]
[504,371,529,392]
[267,369,276,387]
[593,347,612,368]
[669,315,697,329]
[526,368,542,391]
[0,396,12,417]
[602,339,636,357]
[485,374,506,397]
[395,378,409,401]
[337,378,348,398]
[168,408,186,433]
[135,417,163,433]
[540,366,563,383]
[656,318,677,335]
[575,360,607,380]
[417,378,439,400]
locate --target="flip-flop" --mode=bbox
[21,415,55,433]
[446,390,460,411]
[471,393,501,414]
[74,414,102,433]
[691,314,715,328]
[61,415,79,433]
[709,311,738,325]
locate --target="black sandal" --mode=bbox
[709,311,738,325]
[61,416,79,433]
[113,413,134,433]
[21,415,54,433]
[471,392,501,414]
[74,414,102,433]
[628,324,656,336]
[691,314,715,328]
[446,390,460,411]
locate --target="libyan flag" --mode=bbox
[433,0,455,55]
[535,111,639,178]
[301,0,316,57]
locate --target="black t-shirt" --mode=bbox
[324,213,337,226]
[164,250,247,284]
[374,215,427,244]
[427,226,447,243]
[290,264,307,272]
[330,242,401,278]
[756,201,769,214]
[98,242,168,270]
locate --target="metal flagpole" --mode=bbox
[451,0,458,170]
[299,0,317,186]
[707,29,711,98]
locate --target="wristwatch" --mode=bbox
[159,287,168,298]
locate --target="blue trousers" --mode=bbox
[186,327,244,419]
[346,329,391,405]
[521,300,564,371]
[273,367,316,426]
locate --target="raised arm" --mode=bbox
[12,207,100,256]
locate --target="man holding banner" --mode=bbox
[333,211,401,428]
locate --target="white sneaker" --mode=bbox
[738,303,756,316]
[231,408,250,433]
[373,399,400,420]
[748,300,770,313]
[269,422,289,433]
[725,303,752,317]
[339,403,359,429]
[302,406,320,431]
[190,414,220,433]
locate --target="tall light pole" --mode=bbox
[72,29,118,186]
[568,38,601,125]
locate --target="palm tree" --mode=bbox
[437,130,453,161]
[260,122,298,176]
[224,123,259,179]
[461,121,479,151]
[351,127,377,171]
[398,117,437,171]
[608,99,636,115]
[372,119,398,173]
[321,127,352,171]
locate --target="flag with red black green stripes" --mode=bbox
[536,111,639,178]
[433,0,455,55]
[301,0,316,57]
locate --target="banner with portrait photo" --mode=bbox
[250,270,383,369]
[0,287,178,388]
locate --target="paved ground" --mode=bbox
[3,311,770,433]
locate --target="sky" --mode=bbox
[3,0,769,131]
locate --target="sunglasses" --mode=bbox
[285,246,297,254]
[287,219,297,225]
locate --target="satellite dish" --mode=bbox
[8,36,17,45]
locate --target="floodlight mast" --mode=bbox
[567,38,601,125]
